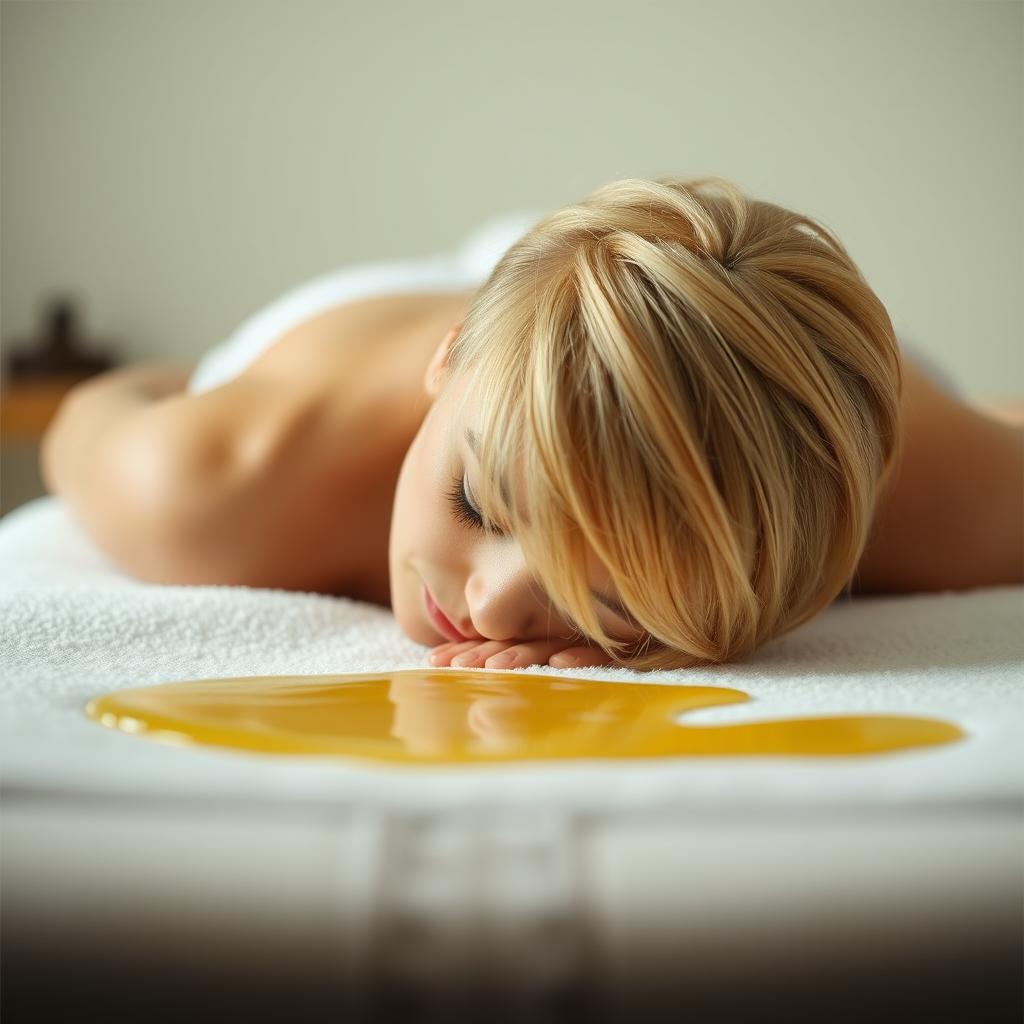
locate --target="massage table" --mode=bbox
[2,495,1021,1021]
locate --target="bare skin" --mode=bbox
[42,291,476,605]
[851,358,1024,595]
[41,289,1024,667]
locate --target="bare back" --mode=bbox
[194,289,477,603]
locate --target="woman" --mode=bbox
[41,177,1024,671]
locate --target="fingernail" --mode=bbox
[428,652,446,665]
[488,653,514,669]
[451,654,476,667]
[551,655,577,668]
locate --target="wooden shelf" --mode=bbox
[1,376,85,441]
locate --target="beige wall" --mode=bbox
[2,0,1021,400]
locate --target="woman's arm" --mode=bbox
[39,361,258,582]
[39,353,380,594]
[851,357,1024,595]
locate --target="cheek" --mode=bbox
[388,408,466,632]
[387,405,464,585]
[396,417,463,555]
[388,436,433,642]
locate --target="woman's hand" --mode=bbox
[427,638,613,670]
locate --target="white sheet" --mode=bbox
[2,495,1021,814]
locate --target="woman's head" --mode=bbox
[389,176,903,669]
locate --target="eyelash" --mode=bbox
[447,474,486,532]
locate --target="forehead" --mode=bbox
[441,370,482,444]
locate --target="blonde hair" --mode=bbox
[447,176,903,669]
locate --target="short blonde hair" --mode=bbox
[447,176,903,669]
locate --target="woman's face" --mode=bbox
[388,324,648,657]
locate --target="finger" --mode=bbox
[548,645,614,669]
[450,641,517,668]
[427,640,481,666]
[483,639,580,670]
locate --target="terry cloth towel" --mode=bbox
[1,495,1021,814]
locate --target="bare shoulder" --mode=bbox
[152,291,467,599]
[851,354,1024,594]
[109,359,401,600]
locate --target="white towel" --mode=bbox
[2,495,1021,814]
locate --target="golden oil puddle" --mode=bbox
[84,669,963,764]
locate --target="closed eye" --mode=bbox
[446,474,484,530]
[446,473,508,536]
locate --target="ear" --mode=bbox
[423,321,463,398]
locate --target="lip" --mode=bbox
[423,585,470,643]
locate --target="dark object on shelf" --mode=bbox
[4,296,119,382]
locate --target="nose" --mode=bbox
[464,558,564,643]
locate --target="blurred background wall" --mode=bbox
[1,0,1021,510]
